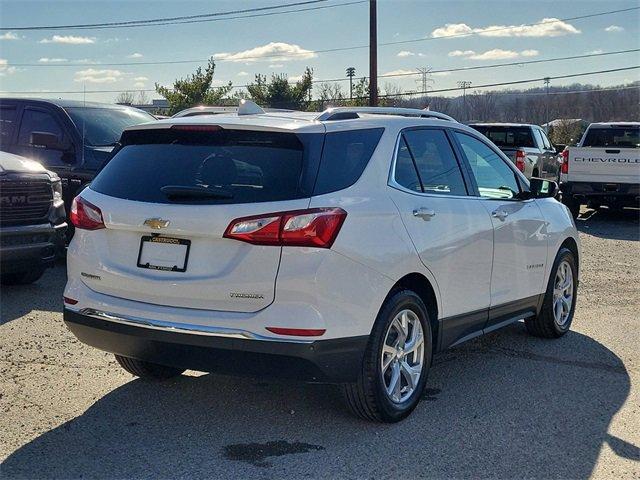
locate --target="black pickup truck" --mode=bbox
[0,98,155,217]
[0,151,67,284]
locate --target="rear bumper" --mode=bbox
[0,222,66,273]
[63,308,367,383]
[560,181,640,205]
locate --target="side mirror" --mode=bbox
[30,131,69,150]
[529,177,560,199]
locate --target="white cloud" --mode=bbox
[40,35,95,45]
[432,18,580,38]
[449,50,475,57]
[38,57,68,63]
[0,32,19,41]
[0,58,17,76]
[133,82,145,88]
[432,71,451,77]
[469,49,520,60]
[605,25,624,33]
[397,50,415,57]
[237,71,249,76]
[133,76,148,82]
[520,49,539,57]
[587,49,604,55]
[74,68,124,83]
[269,64,284,68]
[382,68,416,77]
[288,75,304,82]
[127,52,143,58]
[213,42,316,63]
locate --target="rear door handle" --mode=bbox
[413,207,436,219]
[492,210,509,221]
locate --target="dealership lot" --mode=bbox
[1,208,638,479]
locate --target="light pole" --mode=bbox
[544,77,551,132]
[457,81,472,121]
[346,67,356,100]
[369,0,378,106]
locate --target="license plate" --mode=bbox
[137,236,191,272]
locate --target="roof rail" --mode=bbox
[315,107,456,122]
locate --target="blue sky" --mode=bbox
[0,0,638,102]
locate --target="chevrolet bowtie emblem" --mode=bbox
[143,218,170,229]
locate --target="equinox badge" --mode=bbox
[143,218,170,229]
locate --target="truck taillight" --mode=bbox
[515,149,526,173]
[224,208,347,248]
[561,149,569,174]
[70,196,105,230]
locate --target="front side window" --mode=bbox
[455,132,521,200]
[394,129,467,196]
[18,109,63,145]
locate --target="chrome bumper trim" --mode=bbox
[77,308,313,344]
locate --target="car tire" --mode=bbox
[0,268,46,285]
[525,247,578,338]
[115,355,185,380]
[342,289,432,423]
[562,195,580,219]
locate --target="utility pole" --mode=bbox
[457,80,471,121]
[544,77,551,132]
[369,0,378,106]
[346,67,356,100]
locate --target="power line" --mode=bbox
[3,66,637,96]
[499,85,640,96]
[0,0,331,30]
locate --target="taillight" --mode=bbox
[70,196,105,230]
[63,296,78,305]
[224,208,347,248]
[561,149,569,174]
[515,149,526,172]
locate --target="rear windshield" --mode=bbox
[582,127,639,148]
[470,126,535,148]
[90,126,383,205]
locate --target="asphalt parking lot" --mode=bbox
[1,207,639,479]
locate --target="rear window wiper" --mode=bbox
[160,184,234,200]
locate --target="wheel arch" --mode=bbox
[559,236,579,273]
[385,273,440,351]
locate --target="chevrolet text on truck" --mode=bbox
[560,122,639,217]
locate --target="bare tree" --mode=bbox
[137,90,150,105]
[115,91,135,105]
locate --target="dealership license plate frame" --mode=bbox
[136,235,191,273]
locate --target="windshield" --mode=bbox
[470,126,535,148]
[582,127,640,148]
[65,107,155,147]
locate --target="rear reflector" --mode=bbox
[266,327,326,337]
[224,208,347,248]
[63,296,78,305]
[70,196,105,231]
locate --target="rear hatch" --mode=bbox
[81,125,322,312]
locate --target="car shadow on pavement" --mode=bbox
[1,322,635,479]
[576,207,639,241]
[0,263,66,325]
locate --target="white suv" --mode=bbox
[63,102,580,422]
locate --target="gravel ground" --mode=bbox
[1,207,639,479]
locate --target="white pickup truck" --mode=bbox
[560,122,639,217]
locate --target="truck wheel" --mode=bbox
[342,290,432,423]
[0,268,46,285]
[525,248,578,338]
[115,355,185,380]
[562,195,580,219]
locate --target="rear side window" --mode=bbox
[18,109,64,145]
[91,128,321,205]
[582,127,639,148]
[471,125,535,148]
[313,128,384,195]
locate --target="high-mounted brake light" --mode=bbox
[561,148,569,174]
[70,196,105,230]
[515,149,526,173]
[170,124,222,132]
[224,208,347,248]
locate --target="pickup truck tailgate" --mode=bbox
[567,147,640,184]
